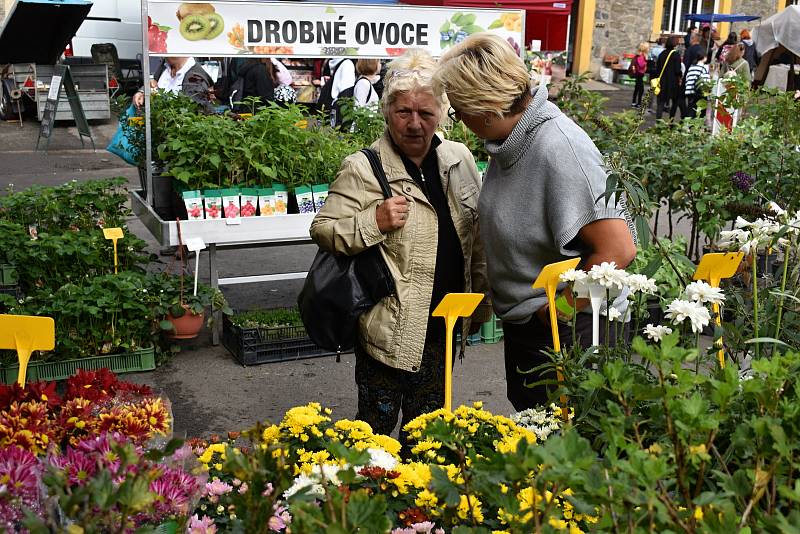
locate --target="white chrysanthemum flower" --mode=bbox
[664,299,711,333]
[588,261,628,289]
[643,323,673,342]
[366,448,397,471]
[607,308,622,322]
[685,281,726,305]
[626,273,658,295]
[559,268,587,283]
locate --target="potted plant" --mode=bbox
[153,272,231,340]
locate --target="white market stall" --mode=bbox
[132,0,524,342]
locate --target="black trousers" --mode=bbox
[687,94,702,118]
[632,74,645,105]
[354,337,447,446]
[502,313,598,411]
[670,94,687,120]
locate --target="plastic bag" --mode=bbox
[106,104,140,166]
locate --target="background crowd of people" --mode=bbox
[633,24,758,121]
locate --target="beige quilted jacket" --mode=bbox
[310,132,491,371]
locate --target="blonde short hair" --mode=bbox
[356,58,380,77]
[434,33,530,118]
[637,42,650,55]
[381,49,445,118]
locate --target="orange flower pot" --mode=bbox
[165,306,204,340]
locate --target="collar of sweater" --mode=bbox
[484,85,561,170]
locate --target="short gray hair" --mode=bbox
[381,49,446,119]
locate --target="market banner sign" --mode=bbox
[146,1,525,58]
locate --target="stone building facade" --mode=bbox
[588,0,781,73]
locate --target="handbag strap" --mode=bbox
[657,50,675,79]
[360,148,392,200]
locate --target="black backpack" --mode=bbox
[316,60,349,115]
[331,76,375,128]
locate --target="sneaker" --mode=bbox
[631,103,638,108]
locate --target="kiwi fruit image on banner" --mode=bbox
[176,2,224,41]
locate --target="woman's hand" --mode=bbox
[376,196,409,233]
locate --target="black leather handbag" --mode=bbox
[298,148,396,355]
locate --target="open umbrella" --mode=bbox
[683,13,761,60]
[752,5,800,57]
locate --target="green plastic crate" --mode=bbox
[0,264,18,286]
[481,314,504,344]
[617,74,636,86]
[0,346,156,384]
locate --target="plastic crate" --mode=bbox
[0,264,18,286]
[0,346,156,384]
[617,74,636,86]
[222,315,337,365]
[481,314,504,344]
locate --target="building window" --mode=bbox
[661,0,717,35]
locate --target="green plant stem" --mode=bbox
[752,255,760,359]
[773,242,792,341]
[605,290,611,347]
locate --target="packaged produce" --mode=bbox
[221,188,241,219]
[295,186,314,214]
[258,188,275,216]
[312,184,329,212]
[240,188,258,217]
[273,183,289,215]
[203,189,223,219]
[183,190,204,220]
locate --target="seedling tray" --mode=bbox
[481,314,504,344]
[222,315,338,365]
[0,346,156,384]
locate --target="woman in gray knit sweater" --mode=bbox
[434,33,637,410]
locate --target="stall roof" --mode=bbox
[752,5,800,57]
[401,0,572,15]
[0,0,93,64]
[683,13,760,23]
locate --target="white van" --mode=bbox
[70,0,142,61]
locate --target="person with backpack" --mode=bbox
[316,58,356,119]
[630,42,649,108]
[353,59,381,107]
[684,52,710,118]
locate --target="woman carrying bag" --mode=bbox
[309,49,490,446]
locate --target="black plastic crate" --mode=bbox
[222,314,338,365]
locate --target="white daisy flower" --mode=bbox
[685,281,725,305]
[664,299,711,333]
[643,323,673,342]
[588,261,628,289]
[559,268,587,283]
[626,274,658,295]
[607,307,622,322]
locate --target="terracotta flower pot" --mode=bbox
[165,305,204,339]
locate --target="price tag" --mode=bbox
[225,217,242,225]
[48,76,62,100]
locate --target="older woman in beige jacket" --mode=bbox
[310,49,490,445]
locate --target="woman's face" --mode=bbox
[386,90,441,161]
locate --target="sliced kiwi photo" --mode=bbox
[180,14,211,41]
[205,13,225,40]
